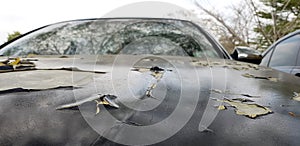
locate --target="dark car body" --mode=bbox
[260,30,300,77]
[0,18,300,145]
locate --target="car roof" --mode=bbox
[262,29,300,56]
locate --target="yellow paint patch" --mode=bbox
[293,92,300,101]
[0,62,5,66]
[217,99,272,119]
[95,99,110,114]
[217,105,226,110]
[8,57,21,66]
[151,72,164,80]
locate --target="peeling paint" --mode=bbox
[191,60,262,72]
[293,92,300,101]
[95,95,119,114]
[56,94,119,114]
[215,98,272,119]
[131,68,150,73]
[0,57,36,72]
[146,83,157,98]
[0,70,94,91]
[0,57,107,74]
[151,72,164,80]
[242,73,278,82]
[240,94,261,98]
[8,57,21,66]
[217,105,226,110]
[210,89,223,94]
[232,66,248,71]
[232,98,254,103]
[242,73,255,78]
[267,77,278,82]
[247,64,260,70]
[132,66,169,99]
[191,60,209,66]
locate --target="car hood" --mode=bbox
[0,55,300,145]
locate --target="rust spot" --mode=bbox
[289,112,296,117]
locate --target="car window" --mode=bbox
[260,48,273,66]
[0,19,222,58]
[269,34,300,67]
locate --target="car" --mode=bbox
[0,18,300,145]
[260,30,300,77]
[231,30,300,77]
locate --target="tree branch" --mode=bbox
[194,0,248,45]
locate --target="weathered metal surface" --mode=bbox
[0,55,300,145]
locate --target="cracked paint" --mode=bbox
[242,73,278,82]
[293,92,300,101]
[57,94,119,114]
[132,66,169,99]
[0,70,95,91]
[215,98,272,119]
[217,105,226,110]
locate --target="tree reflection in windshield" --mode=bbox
[0,19,220,58]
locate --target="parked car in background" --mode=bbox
[231,30,300,77]
[260,30,300,77]
[0,18,300,145]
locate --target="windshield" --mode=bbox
[0,19,222,58]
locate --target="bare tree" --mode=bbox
[193,0,256,52]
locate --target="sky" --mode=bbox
[0,0,240,44]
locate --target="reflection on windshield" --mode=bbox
[0,19,220,58]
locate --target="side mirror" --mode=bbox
[230,46,262,64]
